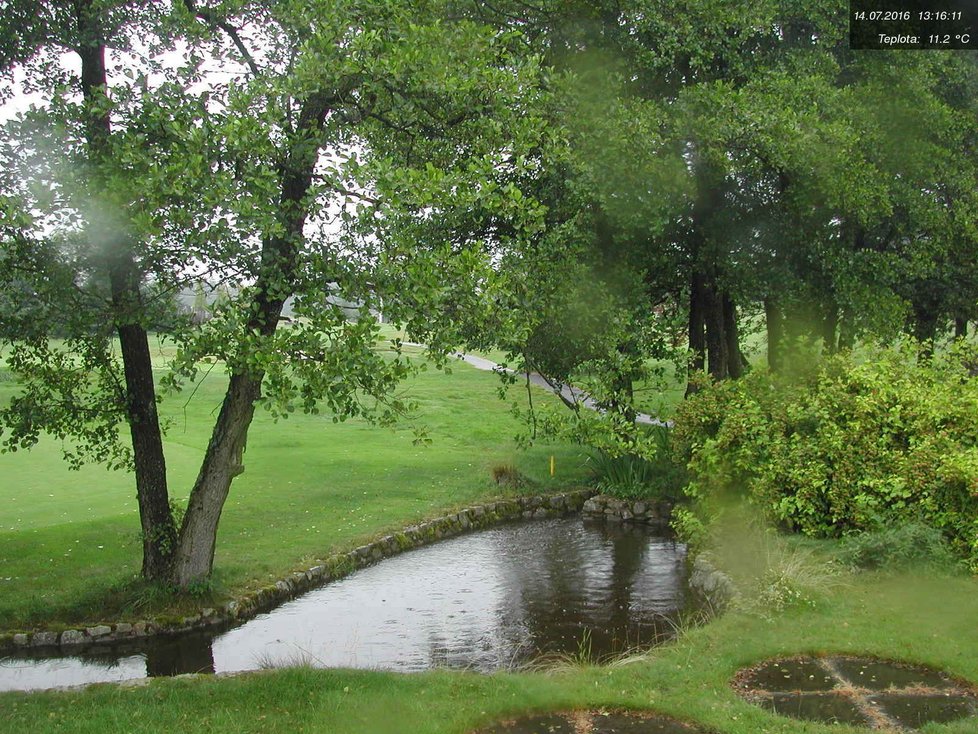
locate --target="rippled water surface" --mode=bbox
[1,517,688,691]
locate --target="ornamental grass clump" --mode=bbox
[672,342,978,571]
[588,426,687,501]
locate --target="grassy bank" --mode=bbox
[0,336,587,628]
[1,562,974,733]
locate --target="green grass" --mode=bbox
[3,334,977,733]
[1,562,975,733]
[0,335,587,628]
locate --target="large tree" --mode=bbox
[0,0,545,586]
[422,0,978,446]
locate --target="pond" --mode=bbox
[0,517,689,692]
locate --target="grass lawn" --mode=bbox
[0,334,589,628]
[1,561,975,733]
[3,330,977,734]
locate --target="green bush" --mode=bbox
[837,521,959,571]
[588,426,687,500]
[672,343,978,571]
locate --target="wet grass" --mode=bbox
[1,563,975,733]
[2,332,976,732]
[0,334,587,628]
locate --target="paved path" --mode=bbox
[451,352,669,427]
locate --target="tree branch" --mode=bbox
[183,0,262,78]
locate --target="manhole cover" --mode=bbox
[472,710,710,733]
[734,656,978,730]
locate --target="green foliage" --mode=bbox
[837,520,959,572]
[673,343,978,570]
[748,540,842,615]
[588,452,657,499]
[587,426,686,501]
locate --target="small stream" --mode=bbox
[0,517,689,692]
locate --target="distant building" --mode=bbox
[174,280,383,324]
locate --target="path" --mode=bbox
[452,352,669,427]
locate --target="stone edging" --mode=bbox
[687,553,736,612]
[581,494,672,528]
[0,489,597,654]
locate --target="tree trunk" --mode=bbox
[765,298,784,372]
[609,343,637,429]
[169,372,264,586]
[838,313,856,351]
[722,291,744,379]
[820,301,838,354]
[75,0,174,579]
[685,270,707,397]
[913,303,939,360]
[704,280,729,381]
[955,316,968,339]
[111,263,176,579]
[170,93,331,587]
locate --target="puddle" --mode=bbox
[833,657,956,691]
[741,657,837,692]
[871,694,978,729]
[761,692,868,725]
[474,711,708,733]
[735,655,978,731]
[1,518,688,692]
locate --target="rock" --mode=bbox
[86,625,112,638]
[31,631,58,647]
[201,608,215,619]
[132,622,149,637]
[12,633,28,647]
[583,498,601,513]
[275,580,291,594]
[180,616,200,628]
[224,602,240,618]
[633,501,648,515]
[114,623,133,635]
[60,629,85,646]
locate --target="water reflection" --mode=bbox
[0,518,687,691]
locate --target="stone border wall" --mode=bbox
[581,494,672,528]
[0,489,596,653]
[687,553,736,613]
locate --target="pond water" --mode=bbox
[0,517,689,692]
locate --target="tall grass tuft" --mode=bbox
[587,426,687,501]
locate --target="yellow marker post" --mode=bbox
[549,455,555,477]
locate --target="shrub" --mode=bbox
[672,343,978,570]
[588,425,687,501]
[837,521,959,571]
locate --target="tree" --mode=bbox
[0,0,545,586]
[427,0,978,449]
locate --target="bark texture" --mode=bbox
[685,270,707,397]
[75,0,175,579]
[170,94,331,587]
[765,298,784,372]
